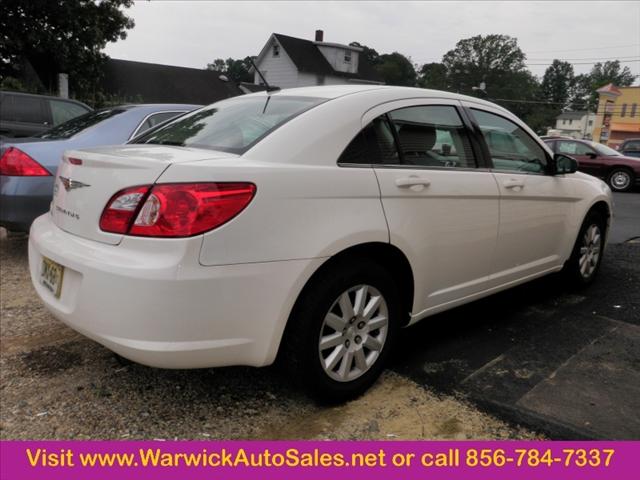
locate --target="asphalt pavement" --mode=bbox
[609,192,640,243]
[392,192,640,439]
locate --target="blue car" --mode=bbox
[0,104,200,231]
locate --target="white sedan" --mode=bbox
[29,85,612,402]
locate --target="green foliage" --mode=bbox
[541,60,574,109]
[206,57,254,83]
[376,52,417,86]
[0,76,29,92]
[570,61,636,111]
[0,0,134,98]
[417,63,448,90]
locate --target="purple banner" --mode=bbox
[1,441,638,480]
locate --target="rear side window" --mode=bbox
[557,141,595,156]
[389,105,476,168]
[338,117,399,165]
[0,94,46,123]
[471,109,547,173]
[50,100,90,125]
[134,111,184,137]
[135,96,325,153]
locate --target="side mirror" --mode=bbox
[552,153,578,175]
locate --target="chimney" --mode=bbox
[315,29,324,42]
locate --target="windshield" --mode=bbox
[133,96,325,153]
[591,142,621,156]
[36,108,126,140]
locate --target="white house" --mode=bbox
[251,30,383,89]
[552,111,597,139]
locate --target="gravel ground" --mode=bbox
[0,234,536,440]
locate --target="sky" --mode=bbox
[105,0,640,82]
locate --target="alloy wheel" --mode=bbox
[579,224,602,279]
[318,284,389,382]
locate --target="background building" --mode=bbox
[592,84,640,148]
[251,30,383,89]
[552,111,596,139]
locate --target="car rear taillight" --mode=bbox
[100,182,256,237]
[0,147,51,176]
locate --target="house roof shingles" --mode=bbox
[101,59,242,105]
[272,33,383,83]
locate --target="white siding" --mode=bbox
[254,39,299,89]
[317,45,359,74]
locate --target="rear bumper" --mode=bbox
[0,176,53,232]
[28,214,324,368]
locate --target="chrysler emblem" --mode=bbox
[59,176,90,192]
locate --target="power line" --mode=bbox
[527,55,640,61]
[526,58,640,66]
[525,43,640,54]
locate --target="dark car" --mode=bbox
[0,91,92,138]
[0,104,200,231]
[544,138,640,192]
[618,138,640,158]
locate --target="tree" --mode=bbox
[441,34,528,96]
[417,63,448,90]
[541,60,574,110]
[570,61,635,111]
[206,57,254,83]
[376,52,417,86]
[0,0,135,101]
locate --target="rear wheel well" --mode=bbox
[294,243,415,326]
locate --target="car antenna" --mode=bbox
[248,57,280,93]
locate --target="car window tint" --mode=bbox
[50,100,89,125]
[1,95,45,123]
[388,106,476,168]
[471,109,547,173]
[135,96,325,154]
[557,141,594,156]
[338,116,399,165]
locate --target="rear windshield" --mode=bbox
[133,95,325,153]
[590,141,621,156]
[36,108,126,140]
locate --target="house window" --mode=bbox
[569,119,572,125]
[621,103,627,117]
[272,44,280,57]
[344,51,352,63]
[562,119,566,125]
[632,103,638,117]
[588,120,593,126]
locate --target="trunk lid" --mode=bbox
[51,145,237,244]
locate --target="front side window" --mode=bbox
[135,96,325,153]
[389,105,476,168]
[471,109,547,173]
[557,141,595,156]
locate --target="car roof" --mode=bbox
[240,85,509,114]
[0,90,90,108]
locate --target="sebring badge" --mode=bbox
[59,176,90,192]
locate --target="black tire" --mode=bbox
[281,259,400,403]
[607,167,634,192]
[563,210,606,287]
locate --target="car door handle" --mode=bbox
[503,179,525,189]
[395,176,431,188]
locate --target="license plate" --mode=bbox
[41,257,64,298]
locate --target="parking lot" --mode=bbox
[1,193,638,440]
